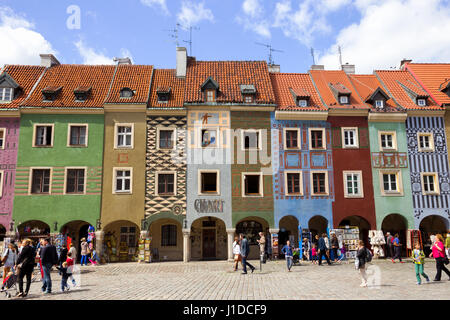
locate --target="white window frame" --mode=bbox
[417,132,434,152]
[155,171,177,196]
[206,90,215,102]
[67,124,89,147]
[417,99,427,106]
[310,171,329,196]
[0,170,4,198]
[244,95,253,103]
[379,170,403,196]
[156,127,177,150]
[343,171,364,198]
[28,167,53,195]
[114,123,134,149]
[309,128,326,150]
[421,172,440,196]
[63,167,87,195]
[341,127,359,149]
[283,128,301,150]
[198,169,220,196]
[242,172,264,197]
[0,128,6,150]
[284,170,303,196]
[199,127,219,149]
[375,100,384,108]
[113,167,133,194]
[0,88,13,102]
[241,129,262,151]
[378,131,397,151]
[32,123,54,148]
[339,95,349,104]
[298,99,308,107]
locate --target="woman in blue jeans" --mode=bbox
[80,238,89,266]
[281,240,294,272]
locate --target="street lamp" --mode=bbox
[96,219,102,231]
[9,220,14,232]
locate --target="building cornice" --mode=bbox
[407,109,445,117]
[327,108,369,117]
[146,109,187,116]
[230,106,275,112]
[19,107,104,115]
[368,112,407,122]
[0,109,20,117]
[275,110,328,121]
[104,104,147,113]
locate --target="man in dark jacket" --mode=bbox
[318,234,331,266]
[239,233,255,274]
[40,238,58,294]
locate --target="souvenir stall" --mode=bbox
[369,230,386,258]
[406,229,422,257]
[104,231,118,262]
[138,236,152,263]
[300,228,312,261]
[19,222,50,245]
[332,226,360,260]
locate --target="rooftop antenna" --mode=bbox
[255,42,283,65]
[311,48,316,65]
[182,25,200,56]
[338,45,343,66]
[163,23,181,47]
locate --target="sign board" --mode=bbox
[271,233,278,258]
[194,199,224,213]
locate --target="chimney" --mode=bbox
[341,63,355,74]
[268,64,280,73]
[113,57,132,65]
[176,47,187,78]
[40,54,60,68]
[310,65,324,70]
[400,58,412,70]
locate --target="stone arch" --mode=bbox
[381,214,408,256]
[308,215,328,239]
[235,216,270,260]
[278,215,299,247]
[148,218,183,261]
[339,215,372,246]
[190,216,227,261]
[17,220,50,242]
[102,220,140,263]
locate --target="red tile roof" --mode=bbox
[148,69,185,109]
[185,61,275,105]
[348,74,400,112]
[22,64,115,108]
[0,65,46,109]
[405,63,450,106]
[309,70,368,109]
[375,70,442,110]
[270,73,326,111]
[105,65,153,104]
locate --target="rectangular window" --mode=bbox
[285,129,299,149]
[159,130,174,149]
[417,99,427,106]
[34,125,53,147]
[114,169,132,193]
[116,124,133,148]
[0,88,12,102]
[120,226,136,247]
[69,125,87,146]
[342,128,358,148]
[311,172,327,195]
[161,225,177,246]
[310,129,325,149]
[418,133,434,152]
[422,173,439,195]
[343,171,363,198]
[243,173,263,197]
[206,90,215,102]
[285,172,302,195]
[66,169,85,194]
[379,131,396,150]
[383,173,397,192]
[201,129,217,148]
[243,130,260,150]
[157,173,175,195]
[0,128,5,149]
[244,95,253,103]
[31,169,51,194]
[339,95,349,104]
[298,99,308,107]
[375,100,384,108]
[200,171,218,194]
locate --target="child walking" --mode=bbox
[412,243,430,285]
[311,244,318,265]
[57,262,70,292]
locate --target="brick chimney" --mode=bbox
[176,47,187,78]
[400,59,412,70]
[341,63,355,74]
[268,64,280,73]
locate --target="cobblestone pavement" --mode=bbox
[5,259,450,300]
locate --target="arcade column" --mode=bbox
[226,228,236,262]
[95,231,105,262]
[183,229,191,263]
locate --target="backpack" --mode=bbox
[365,248,373,263]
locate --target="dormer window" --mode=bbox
[201,77,219,103]
[206,90,215,102]
[120,88,134,99]
[0,88,13,102]
[375,100,384,108]
[329,83,352,105]
[298,99,308,107]
[74,86,91,102]
[240,84,257,104]
[244,95,253,103]
[157,87,171,103]
[42,86,62,102]
[339,95,349,104]
[417,98,427,106]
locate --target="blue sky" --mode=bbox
[1,0,450,73]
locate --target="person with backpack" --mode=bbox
[392,233,404,263]
[385,232,393,259]
[1,243,17,282]
[356,240,371,287]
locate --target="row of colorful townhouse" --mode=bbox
[0,49,449,262]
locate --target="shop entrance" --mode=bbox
[278,215,299,248]
[308,216,328,239]
[339,216,371,247]
[202,229,216,259]
[381,214,408,256]
[17,220,50,244]
[235,217,270,260]
[103,220,140,263]
[60,220,91,263]
[419,215,449,256]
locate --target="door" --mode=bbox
[202,229,216,259]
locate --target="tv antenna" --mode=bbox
[163,23,182,47]
[338,45,343,66]
[182,25,200,56]
[255,42,283,65]
[311,48,316,65]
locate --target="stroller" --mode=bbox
[1,272,18,298]
[292,248,301,265]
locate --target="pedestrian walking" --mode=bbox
[356,240,368,287]
[239,234,255,274]
[411,243,429,285]
[80,238,89,266]
[57,261,71,293]
[281,240,294,272]
[302,238,310,261]
[429,234,450,282]
[311,243,318,264]
[232,236,242,271]
[15,239,36,297]
[386,232,393,259]
[392,233,404,263]
[68,242,77,264]
[66,252,76,287]
[318,233,331,266]
[257,232,266,260]
[58,244,68,274]
[2,243,17,283]
[331,233,339,262]
[40,238,58,294]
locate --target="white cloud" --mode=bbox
[74,39,134,65]
[318,0,450,73]
[140,0,170,15]
[237,0,271,38]
[177,1,214,27]
[120,48,134,64]
[0,7,56,67]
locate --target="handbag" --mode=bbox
[444,256,449,265]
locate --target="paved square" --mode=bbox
[5,259,450,300]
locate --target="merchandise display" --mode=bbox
[138,237,152,263]
[332,226,360,260]
[369,230,386,258]
[406,229,422,257]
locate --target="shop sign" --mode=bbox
[194,199,224,213]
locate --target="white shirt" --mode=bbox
[2,248,17,267]
[232,241,241,255]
